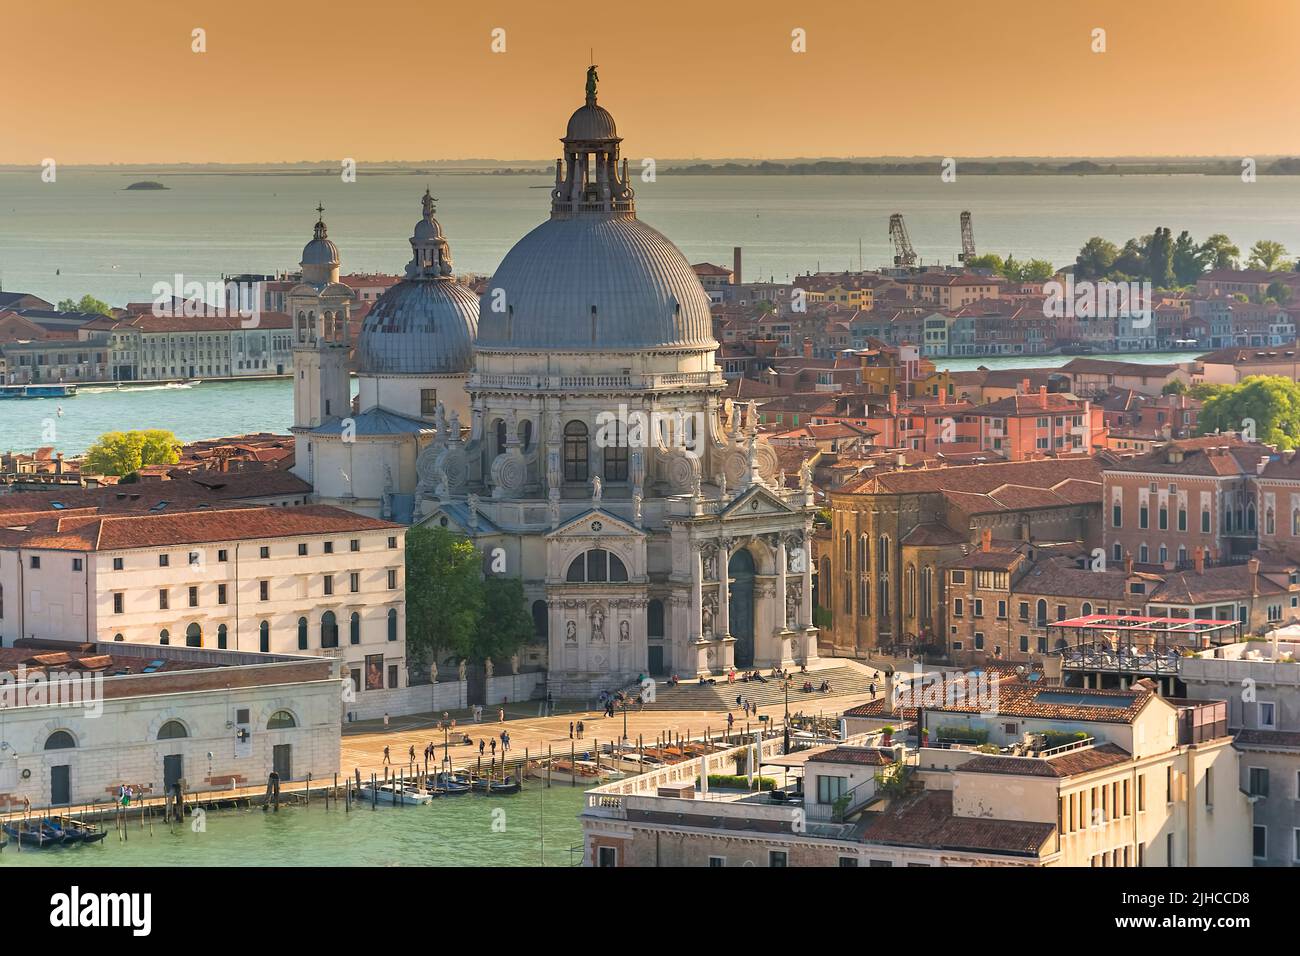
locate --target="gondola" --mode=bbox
[46,817,107,844]
[3,820,64,847]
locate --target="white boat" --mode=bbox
[357,782,434,805]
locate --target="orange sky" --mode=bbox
[2,0,1295,164]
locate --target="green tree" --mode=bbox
[404,525,482,665]
[1171,230,1207,286]
[55,294,112,316]
[965,253,1004,273]
[1112,237,1147,279]
[1161,380,1187,396]
[1146,227,1174,288]
[1247,239,1291,272]
[1008,258,1055,282]
[1200,234,1240,271]
[1075,237,1118,280]
[82,429,180,476]
[475,576,537,663]
[1265,281,1293,305]
[1196,376,1300,448]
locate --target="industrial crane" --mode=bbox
[958,210,976,264]
[888,213,917,268]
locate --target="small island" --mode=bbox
[124,180,169,190]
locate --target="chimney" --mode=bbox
[803,338,813,359]
[888,391,897,414]
[55,453,63,476]
[1039,384,1048,405]
[1258,456,1269,476]
[733,246,742,286]
[1193,549,1205,574]
[1248,557,1261,595]
[1124,555,1133,576]
[980,528,992,553]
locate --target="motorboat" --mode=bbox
[357,781,435,806]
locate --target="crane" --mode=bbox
[888,213,917,268]
[958,210,976,264]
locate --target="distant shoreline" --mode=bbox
[3,158,1298,177]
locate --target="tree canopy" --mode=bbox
[403,524,535,668]
[56,294,112,316]
[1071,230,1270,289]
[1196,376,1300,449]
[82,429,181,476]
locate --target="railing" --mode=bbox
[1036,736,1096,758]
[469,371,723,391]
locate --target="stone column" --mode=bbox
[799,530,818,663]
[776,533,793,667]
[718,539,736,672]
[691,544,711,676]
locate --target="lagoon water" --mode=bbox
[3,169,1299,307]
[0,169,1262,454]
[0,784,588,867]
[0,352,1198,456]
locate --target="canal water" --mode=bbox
[0,351,1199,456]
[0,784,588,867]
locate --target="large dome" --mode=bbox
[565,103,618,142]
[358,280,479,374]
[475,216,714,351]
[356,190,479,375]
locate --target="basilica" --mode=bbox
[290,70,818,693]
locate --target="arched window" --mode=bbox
[259,620,270,653]
[1082,602,1093,617]
[564,421,589,482]
[518,420,533,451]
[1267,508,1276,535]
[350,612,360,645]
[217,623,228,649]
[566,549,627,583]
[1036,599,1048,625]
[297,616,308,650]
[647,599,665,638]
[159,629,170,645]
[157,720,187,740]
[842,531,852,571]
[267,710,296,730]
[532,600,549,639]
[185,622,202,648]
[387,608,398,642]
[494,418,508,456]
[905,565,916,617]
[45,731,75,750]
[321,611,338,648]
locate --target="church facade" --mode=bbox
[413,72,820,694]
[291,71,819,694]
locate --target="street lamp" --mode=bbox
[782,678,791,754]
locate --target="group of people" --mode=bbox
[799,678,832,693]
[569,720,586,740]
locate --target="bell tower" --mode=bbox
[289,206,353,481]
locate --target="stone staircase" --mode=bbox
[643,662,883,713]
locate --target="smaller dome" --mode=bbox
[357,281,479,375]
[301,215,339,267]
[565,104,618,142]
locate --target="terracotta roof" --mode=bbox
[860,790,1054,857]
[11,505,398,552]
[958,743,1131,778]
[837,456,1102,498]
[1234,729,1300,750]
[845,683,1152,724]
[806,747,894,767]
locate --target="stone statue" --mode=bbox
[585,64,599,104]
[458,659,467,681]
[429,661,438,682]
[422,188,436,220]
[800,457,813,490]
[591,474,602,504]
[485,658,494,678]
[466,492,480,530]
[510,653,519,675]
[566,620,578,643]
[548,488,561,528]
[619,619,630,642]
[701,600,714,638]
[590,605,606,643]
[632,490,643,527]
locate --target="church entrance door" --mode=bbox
[728,548,755,668]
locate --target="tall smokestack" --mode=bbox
[733,246,743,286]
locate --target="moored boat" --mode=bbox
[357,781,434,805]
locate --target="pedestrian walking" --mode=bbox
[569,721,574,739]
[869,681,877,697]
[498,707,505,723]
[383,712,390,728]
[577,720,585,740]
[479,739,486,756]
[490,739,497,755]
[383,745,391,765]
